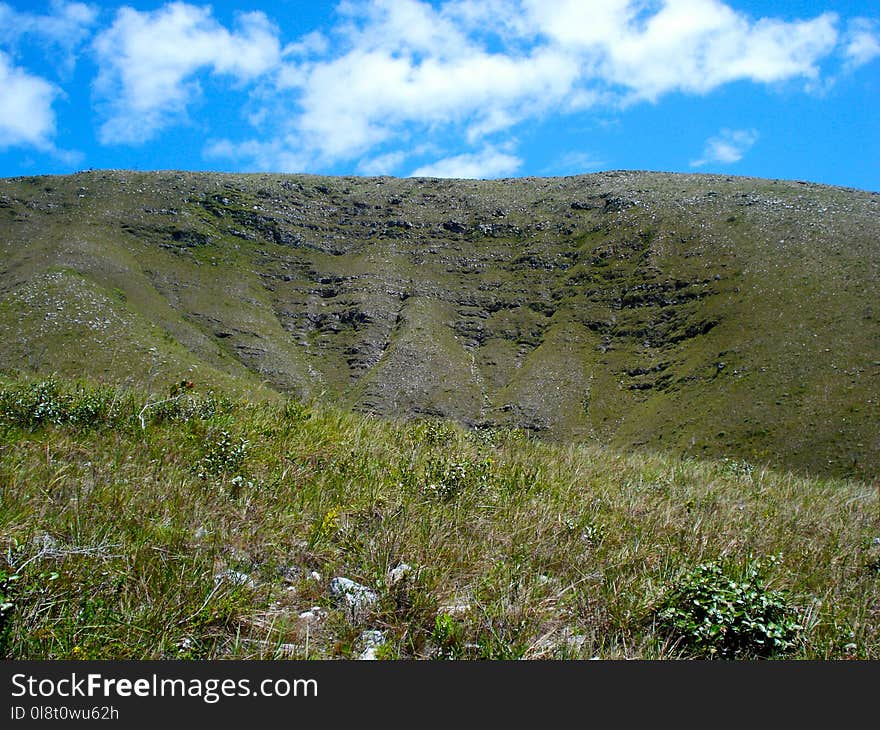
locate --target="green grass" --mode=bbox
[0,375,877,659]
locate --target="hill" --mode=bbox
[1,170,877,478]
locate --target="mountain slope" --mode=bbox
[1,169,877,477]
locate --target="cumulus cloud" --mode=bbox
[0,1,98,153]
[691,128,759,167]
[293,45,576,161]
[206,0,848,172]
[47,0,864,174]
[522,0,838,99]
[843,18,880,69]
[410,147,522,178]
[93,2,282,144]
[357,150,409,176]
[0,1,98,58]
[203,137,311,174]
[0,51,58,150]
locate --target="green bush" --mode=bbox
[422,456,493,502]
[0,379,65,429]
[0,379,119,430]
[431,613,464,659]
[149,381,232,424]
[196,430,249,478]
[467,425,528,449]
[655,557,801,658]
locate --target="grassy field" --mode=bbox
[1,375,877,660]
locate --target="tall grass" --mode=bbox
[0,376,877,659]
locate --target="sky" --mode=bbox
[0,0,878,189]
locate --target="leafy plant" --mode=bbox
[0,379,123,431]
[422,456,493,502]
[196,430,249,478]
[149,381,231,424]
[654,556,802,659]
[372,642,398,660]
[432,613,464,659]
[419,419,459,447]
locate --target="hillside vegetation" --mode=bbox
[0,376,877,659]
[1,170,877,478]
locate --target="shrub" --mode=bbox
[432,613,465,659]
[654,556,801,659]
[467,425,528,449]
[422,456,493,502]
[0,379,118,430]
[196,431,249,478]
[0,379,65,429]
[149,381,232,424]
[419,419,459,447]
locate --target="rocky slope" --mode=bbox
[1,169,877,477]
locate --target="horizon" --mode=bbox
[0,1,878,191]
[4,167,877,195]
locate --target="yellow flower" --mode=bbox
[320,506,341,535]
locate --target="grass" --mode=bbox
[0,374,877,660]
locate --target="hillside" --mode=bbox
[0,170,877,478]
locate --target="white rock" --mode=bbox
[358,630,386,660]
[275,643,301,658]
[388,563,413,584]
[307,570,322,582]
[214,569,258,590]
[32,533,59,552]
[298,607,327,624]
[329,577,378,620]
[529,626,587,658]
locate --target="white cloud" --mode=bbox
[288,44,577,162]
[228,0,843,171]
[551,150,605,174]
[0,1,97,48]
[691,128,759,167]
[93,3,282,144]
[357,150,408,175]
[843,18,880,69]
[0,1,97,74]
[199,1,875,175]
[522,0,838,100]
[0,2,95,154]
[203,137,310,174]
[0,51,58,150]
[410,147,522,178]
[282,31,329,59]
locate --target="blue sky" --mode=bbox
[0,0,877,189]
